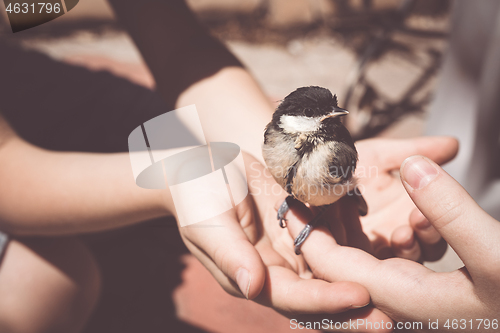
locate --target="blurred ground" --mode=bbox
[18,30,434,138]
[0,0,463,332]
[3,0,452,139]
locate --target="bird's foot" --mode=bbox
[293,205,331,255]
[277,196,293,228]
[294,224,312,255]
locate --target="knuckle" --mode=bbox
[430,190,466,229]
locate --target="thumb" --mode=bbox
[400,155,500,275]
[183,231,266,300]
[180,207,266,300]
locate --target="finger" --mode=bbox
[409,209,442,244]
[289,200,348,246]
[323,205,348,246]
[391,225,422,262]
[285,203,432,327]
[184,242,248,296]
[409,208,448,262]
[401,155,500,275]
[339,195,372,253]
[181,209,266,300]
[284,207,380,284]
[362,136,459,171]
[256,266,371,314]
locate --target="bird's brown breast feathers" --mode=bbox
[263,126,356,206]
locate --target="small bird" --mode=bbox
[263,86,366,254]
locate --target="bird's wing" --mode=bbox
[263,122,272,144]
[284,161,298,195]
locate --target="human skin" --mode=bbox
[285,152,500,332]
[0,3,459,323]
[107,0,273,162]
[0,237,100,333]
[170,137,459,331]
[0,1,456,330]
[0,108,457,331]
[0,113,383,329]
[0,111,378,330]
[350,138,453,261]
[106,0,454,316]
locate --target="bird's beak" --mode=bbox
[320,107,349,122]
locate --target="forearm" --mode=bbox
[176,67,273,162]
[0,130,173,236]
[108,0,273,161]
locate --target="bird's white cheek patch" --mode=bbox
[279,115,321,133]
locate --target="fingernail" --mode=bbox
[236,268,251,300]
[352,301,370,309]
[402,156,438,190]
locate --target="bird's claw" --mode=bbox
[277,197,291,228]
[293,204,332,255]
[277,197,329,255]
[294,224,312,255]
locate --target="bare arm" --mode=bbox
[0,115,173,236]
[108,0,273,161]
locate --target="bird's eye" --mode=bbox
[303,108,314,117]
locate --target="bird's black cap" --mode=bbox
[273,86,342,123]
[269,86,358,181]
